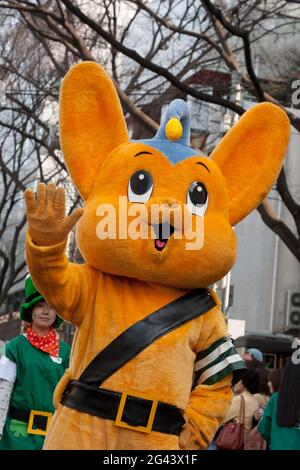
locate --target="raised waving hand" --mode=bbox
[24,182,83,246]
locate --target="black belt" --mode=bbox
[60,290,214,436]
[62,380,186,436]
[8,406,52,434]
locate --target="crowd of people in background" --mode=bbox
[210,347,300,450]
[1,291,300,451]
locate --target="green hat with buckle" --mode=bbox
[20,276,63,328]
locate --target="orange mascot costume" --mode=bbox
[24,62,290,449]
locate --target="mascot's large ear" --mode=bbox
[60,61,128,199]
[210,103,290,226]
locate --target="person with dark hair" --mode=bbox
[258,360,300,450]
[222,370,259,439]
[267,368,282,395]
[253,369,270,422]
[244,369,270,449]
[0,277,70,450]
[254,369,270,406]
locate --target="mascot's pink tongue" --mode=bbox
[155,240,166,249]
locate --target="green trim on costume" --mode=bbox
[194,337,246,387]
[195,337,228,361]
[203,361,246,385]
[195,346,237,376]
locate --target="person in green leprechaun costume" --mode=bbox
[0,276,70,450]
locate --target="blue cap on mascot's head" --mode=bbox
[136,99,200,164]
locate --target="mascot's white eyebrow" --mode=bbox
[134,151,153,157]
[196,162,210,173]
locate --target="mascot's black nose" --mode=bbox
[152,223,175,240]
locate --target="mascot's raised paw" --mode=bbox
[24,61,290,450]
[24,182,83,247]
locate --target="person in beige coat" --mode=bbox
[223,370,259,438]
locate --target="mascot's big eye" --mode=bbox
[187,181,208,216]
[128,170,153,203]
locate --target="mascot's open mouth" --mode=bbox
[152,222,175,251]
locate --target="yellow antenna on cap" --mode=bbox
[165,117,183,141]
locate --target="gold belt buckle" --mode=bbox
[27,410,53,436]
[115,389,158,434]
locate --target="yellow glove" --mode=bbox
[24,182,83,246]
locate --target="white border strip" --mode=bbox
[195,340,234,372]
[198,354,243,384]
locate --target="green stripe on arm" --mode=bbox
[202,361,246,386]
[195,337,228,361]
[195,346,237,377]
[193,337,246,388]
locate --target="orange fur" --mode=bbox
[25,62,290,449]
[210,103,290,225]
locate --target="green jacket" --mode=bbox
[0,334,70,450]
[258,392,300,450]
